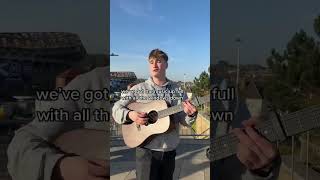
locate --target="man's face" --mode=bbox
[148,57,167,78]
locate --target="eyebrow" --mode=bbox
[149,59,157,62]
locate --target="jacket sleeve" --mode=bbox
[112,86,137,124]
[244,154,281,180]
[7,73,88,180]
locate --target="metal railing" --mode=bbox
[283,130,320,180]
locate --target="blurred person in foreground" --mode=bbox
[210,63,281,180]
[7,66,109,180]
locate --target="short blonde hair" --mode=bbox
[148,49,168,61]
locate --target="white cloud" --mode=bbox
[117,0,164,21]
[118,0,153,17]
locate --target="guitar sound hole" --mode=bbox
[147,111,158,124]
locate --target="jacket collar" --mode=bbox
[146,77,172,87]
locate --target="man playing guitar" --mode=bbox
[112,49,198,180]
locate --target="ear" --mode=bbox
[165,61,168,69]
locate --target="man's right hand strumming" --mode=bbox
[128,111,148,125]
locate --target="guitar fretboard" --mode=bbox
[280,105,320,136]
[210,118,279,161]
[210,105,320,162]
[157,95,210,119]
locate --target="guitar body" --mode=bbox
[122,100,171,148]
[53,128,108,160]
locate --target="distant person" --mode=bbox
[112,49,198,180]
[7,66,109,180]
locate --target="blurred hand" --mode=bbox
[232,117,278,171]
[182,100,197,116]
[128,111,148,125]
[57,156,109,180]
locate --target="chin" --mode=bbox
[152,72,159,77]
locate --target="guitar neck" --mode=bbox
[210,105,320,161]
[157,95,210,118]
[210,116,280,161]
[280,105,320,136]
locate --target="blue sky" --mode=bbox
[110,0,210,81]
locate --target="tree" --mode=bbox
[267,30,319,88]
[191,71,210,97]
[266,48,287,79]
[265,18,320,111]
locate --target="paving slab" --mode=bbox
[111,138,210,180]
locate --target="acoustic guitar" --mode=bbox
[122,95,210,148]
[208,104,320,162]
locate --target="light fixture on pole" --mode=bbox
[110,53,119,56]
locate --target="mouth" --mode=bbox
[153,69,159,72]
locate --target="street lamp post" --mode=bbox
[184,73,186,89]
[235,37,241,88]
[234,37,242,115]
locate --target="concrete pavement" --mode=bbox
[111,138,210,180]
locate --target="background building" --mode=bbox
[110,71,137,93]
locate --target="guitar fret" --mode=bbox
[282,105,320,136]
[211,133,238,161]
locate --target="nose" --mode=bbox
[152,62,158,68]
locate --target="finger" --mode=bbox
[88,162,108,177]
[233,128,265,159]
[185,100,193,108]
[233,128,269,168]
[139,117,148,122]
[185,101,196,112]
[186,101,197,112]
[182,102,191,113]
[137,118,148,124]
[236,143,258,169]
[185,103,193,113]
[138,112,147,117]
[245,126,277,160]
[242,116,259,127]
[186,100,194,106]
[182,101,187,108]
